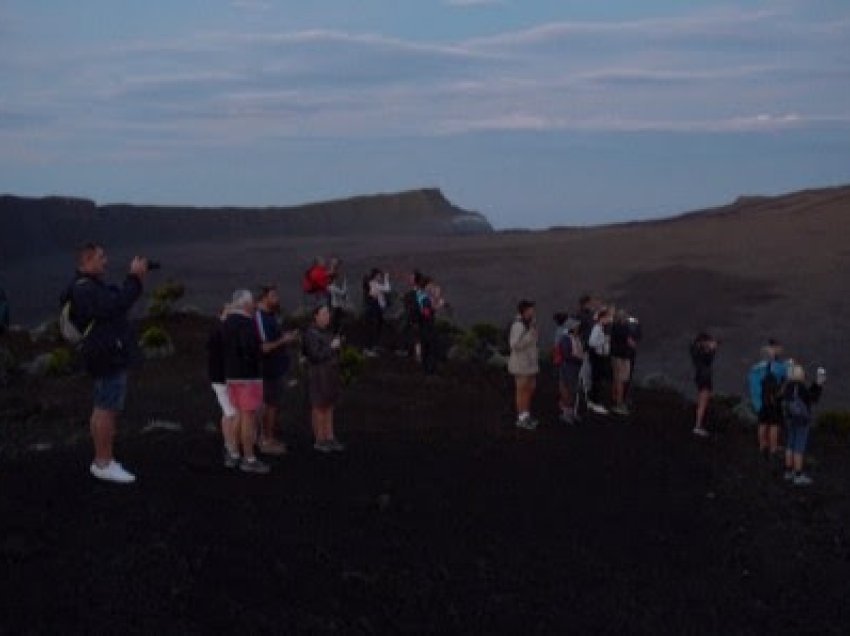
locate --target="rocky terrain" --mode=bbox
[0,313,848,633]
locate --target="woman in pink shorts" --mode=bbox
[222,290,270,474]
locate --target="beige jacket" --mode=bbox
[508,317,539,376]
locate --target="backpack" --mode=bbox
[552,340,564,367]
[302,267,318,293]
[785,384,810,422]
[761,364,782,409]
[59,280,94,346]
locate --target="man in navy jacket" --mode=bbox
[60,243,148,484]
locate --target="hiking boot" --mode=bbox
[90,460,136,484]
[223,448,240,469]
[588,401,609,415]
[239,457,271,474]
[692,426,710,438]
[313,440,334,453]
[258,439,287,456]
[792,473,813,486]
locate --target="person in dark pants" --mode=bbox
[59,242,148,484]
[303,305,344,453]
[690,332,718,437]
[254,284,298,456]
[416,275,437,374]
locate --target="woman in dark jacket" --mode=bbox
[690,332,717,437]
[222,290,269,474]
[783,364,825,486]
[303,305,344,452]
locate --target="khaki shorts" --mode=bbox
[612,357,632,384]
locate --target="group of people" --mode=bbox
[690,335,827,486]
[57,242,828,487]
[60,243,452,482]
[506,296,642,431]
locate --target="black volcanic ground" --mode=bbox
[1,313,849,633]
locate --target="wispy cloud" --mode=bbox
[2,4,848,164]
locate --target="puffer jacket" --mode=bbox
[508,316,539,376]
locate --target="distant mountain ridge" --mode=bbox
[0,188,493,264]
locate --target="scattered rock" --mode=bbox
[22,353,52,377]
[141,419,184,434]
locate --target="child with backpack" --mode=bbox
[782,364,825,486]
[747,340,790,460]
[553,313,584,425]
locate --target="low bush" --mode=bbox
[139,325,172,349]
[815,411,850,437]
[470,322,503,348]
[45,347,73,376]
[339,346,366,386]
[148,280,186,317]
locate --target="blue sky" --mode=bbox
[1,1,849,228]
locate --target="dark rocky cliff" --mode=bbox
[0,188,493,264]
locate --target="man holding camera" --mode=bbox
[60,243,149,484]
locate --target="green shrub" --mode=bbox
[139,325,172,349]
[339,346,365,386]
[45,347,73,376]
[470,322,503,348]
[816,411,850,437]
[148,280,186,317]
[435,318,464,343]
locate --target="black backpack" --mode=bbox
[762,364,782,409]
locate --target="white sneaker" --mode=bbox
[90,460,136,484]
[692,427,709,438]
[588,401,609,415]
[363,348,379,358]
[611,405,630,416]
[793,473,813,486]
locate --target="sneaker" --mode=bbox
[313,440,335,453]
[611,405,630,416]
[327,438,346,452]
[363,348,379,358]
[692,427,710,438]
[783,469,794,481]
[258,439,287,456]
[515,417,536,430]
[239,457,270,474]
[90,460,136,484]
[792,473,813,486]
[588,401,609,415]
[559,412,574,425]
[223,448,240,469]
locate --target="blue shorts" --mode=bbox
[785,422,810,455]
[93,371,128,412]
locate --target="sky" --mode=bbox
[1,0,849,228]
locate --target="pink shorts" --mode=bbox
[226,380,263,412]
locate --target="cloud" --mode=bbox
[2,4,848,165]
[444,0,504,7]
[230,0,272,11]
